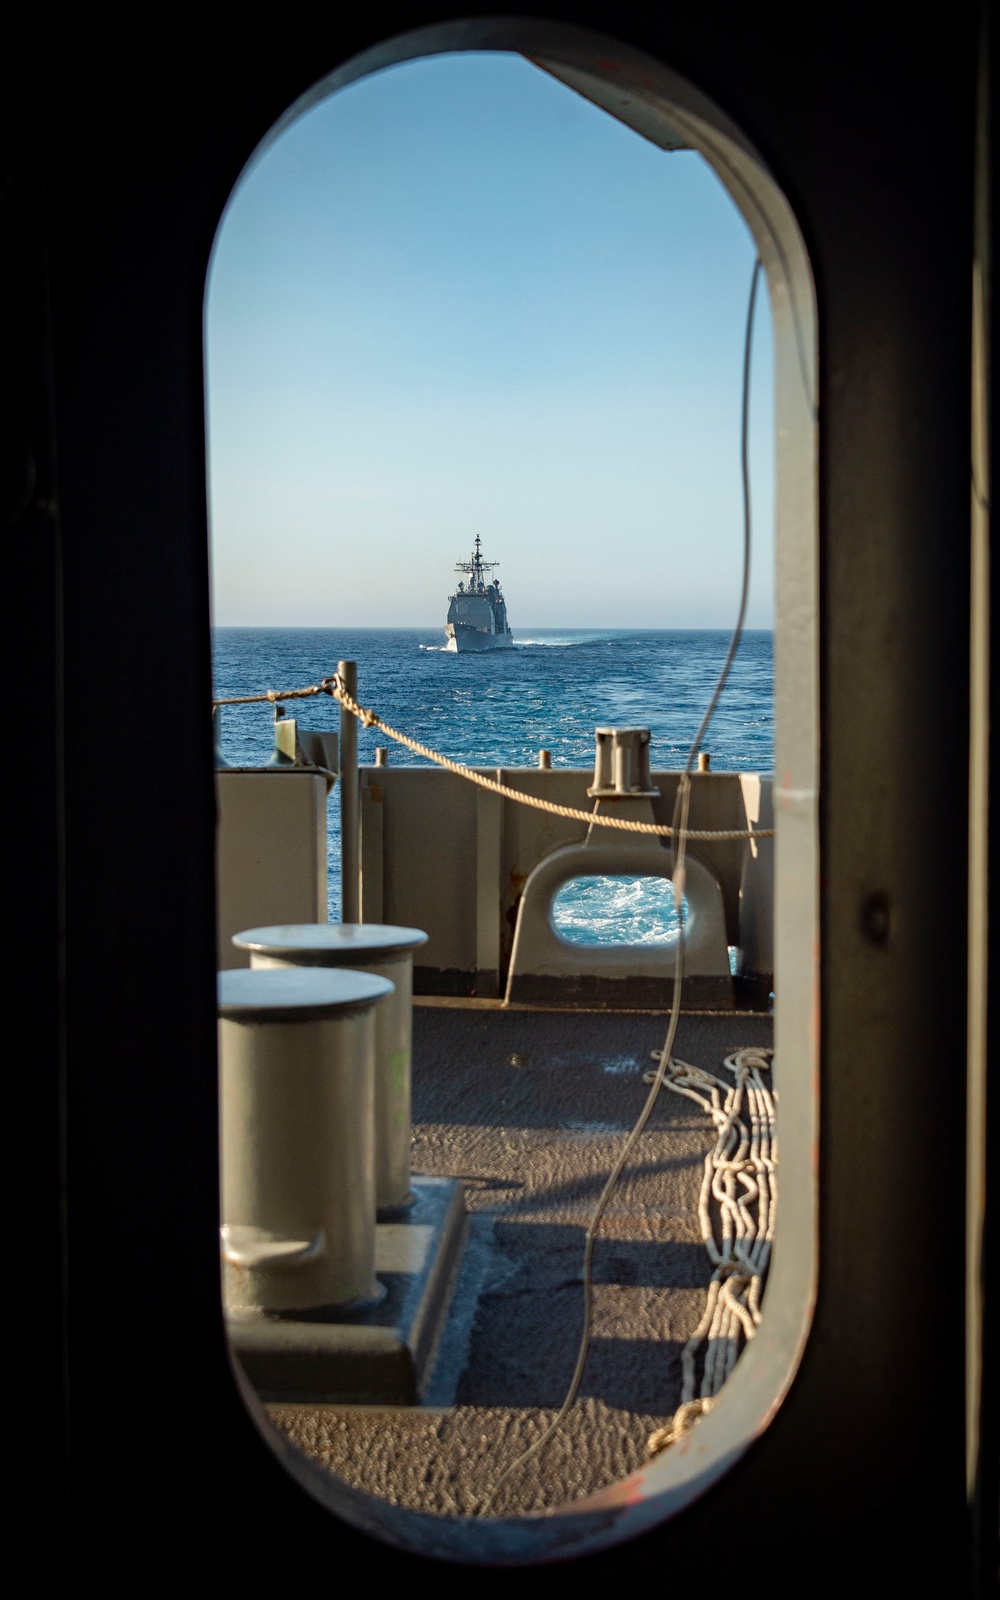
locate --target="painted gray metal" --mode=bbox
[360,764,772,1003]
[228,1175,465,1403]
[219,965,392,1312]
[339,659,360,921]
[234,923,428,1211]
[234,922,428,965]
[218,964,393,1021]
[589,728,659,797]
[215,770,329,970]
[505,833,731,1003]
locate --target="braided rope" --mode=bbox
[214,674,773,843]
[213,681,337,707]
[646,1046,776,1457]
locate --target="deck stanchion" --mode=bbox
[339,658,360,921]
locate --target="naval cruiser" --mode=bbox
[443,535,514,652]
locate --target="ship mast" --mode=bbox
[454,534,499,594]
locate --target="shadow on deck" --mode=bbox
[269,1000,774,1516]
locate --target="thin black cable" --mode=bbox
[481,256,763,1517]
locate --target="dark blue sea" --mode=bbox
[213,628,773,938]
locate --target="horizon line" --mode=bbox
[211,623,775,633]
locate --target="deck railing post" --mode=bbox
[339,658,360,922]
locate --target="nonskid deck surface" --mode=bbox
[270,1004,774,1516]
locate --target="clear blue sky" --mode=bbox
[205,52,773,630]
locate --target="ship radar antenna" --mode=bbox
[454,534,499,592]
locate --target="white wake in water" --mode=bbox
[552,875,687,947]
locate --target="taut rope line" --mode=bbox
[213,674,773,844]
[213,681,337,707]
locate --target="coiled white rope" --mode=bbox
[646,1046,776,1456]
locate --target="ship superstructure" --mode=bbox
[444,536,513,652]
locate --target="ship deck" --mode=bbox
[268,998,774,1518]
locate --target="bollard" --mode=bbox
[233,923,428,1215]
[338,659,359,921]
[218,965,393,1313]
[538,749,552,769]
[588,727,658,797]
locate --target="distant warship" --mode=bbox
[443,536,514,652]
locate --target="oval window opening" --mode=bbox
[208,22,818,1567]
[552,874,687,944]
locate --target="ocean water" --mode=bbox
[213,628,773,934]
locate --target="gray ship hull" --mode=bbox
[444,537,513,652]
[444,622,514,653]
